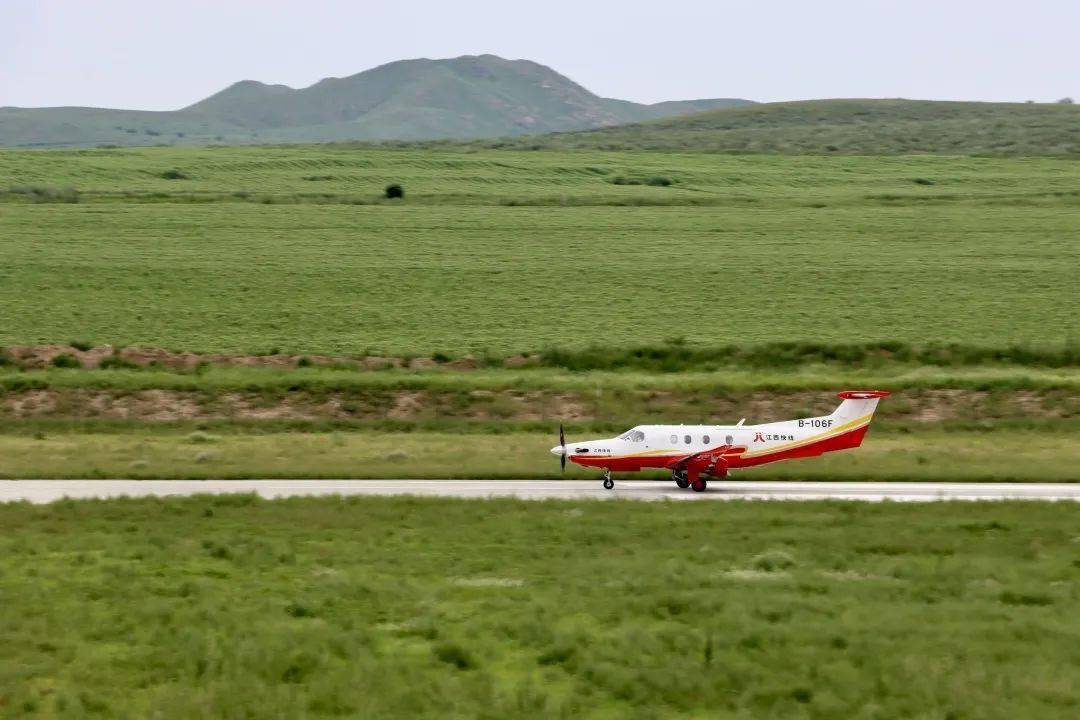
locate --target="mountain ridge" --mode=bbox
[0,54,752,147]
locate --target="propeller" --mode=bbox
[559,423,566,472]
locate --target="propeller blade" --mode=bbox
[559,423,566,472]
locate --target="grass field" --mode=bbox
[2,147,1078,355]
[1,496,1078,718]
[0,428,1076,481]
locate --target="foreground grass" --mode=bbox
[1,148,1078,354]
[0,428,1077,480]
[1,497,1077,718]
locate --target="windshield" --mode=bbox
[618,429,645,442]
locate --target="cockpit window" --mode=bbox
[618,429,645,442]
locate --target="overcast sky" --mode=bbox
[2,0,1077,109]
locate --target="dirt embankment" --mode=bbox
[0,388,1073,424]
[1,345,538,371]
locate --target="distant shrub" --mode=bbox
[202,540,230,559]
[385,184,404,199]
[160,169,188,180]
[176,132,185,138]
[296,356,313,368]
[51,353,80,368]
[433,642,475,670]
[8,186,79,203]
[69,340,93,351]
[124,128,138,134]
[285,602,315,618]
[186,431,221,445]
[1057,97,1074,104]
[1000,590,1053,606]
[913,177,935,185]
[144,129,161,136]
[302,175,335,181]
[609,175,675,187]
[99,355,138,370]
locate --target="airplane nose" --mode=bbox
[550,445,566,456]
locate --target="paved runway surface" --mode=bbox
[2,479,1079,503]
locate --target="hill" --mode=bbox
[447,99,1080,155]
[0,55,751,148]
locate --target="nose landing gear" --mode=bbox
[672,470,690,489]
[602,470,614,490]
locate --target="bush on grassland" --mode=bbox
[385,184,404,199]
[99,355,139,370]
[51,353,81,368]
[8,185,80,203]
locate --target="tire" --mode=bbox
[603,477,614,490]
[674,475,690,489]
[691,478,707,493]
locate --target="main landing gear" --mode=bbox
[602,470,614,490]
[673,469,712,492]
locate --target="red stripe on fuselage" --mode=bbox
[569,423,869,473]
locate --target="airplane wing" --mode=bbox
[666,444,743,470]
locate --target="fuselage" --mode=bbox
[551,391,886,477]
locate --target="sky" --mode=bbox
[2,0,1078,109]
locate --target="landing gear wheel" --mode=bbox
[674,472,690,489]
[602,471,614,490]
[691,477,707,493]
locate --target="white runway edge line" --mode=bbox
[2,480,1080,504]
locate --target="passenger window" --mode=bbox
[670,434,677,444]
[684,435,691,444]
[726,435,734,444]
[703,435,710,444]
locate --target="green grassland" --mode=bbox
[0,427,1076,481]
[1,147,1078,355]
[1,496,1078,718]
[449,99,1080,156]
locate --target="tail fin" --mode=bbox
[831,390,890,423]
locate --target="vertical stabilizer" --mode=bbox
[831,390,890,423]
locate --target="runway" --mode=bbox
[1,479,1079,503]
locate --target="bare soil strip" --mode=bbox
[0,387,1074,423]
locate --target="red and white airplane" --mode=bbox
[551,390,889,491]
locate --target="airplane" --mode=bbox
[551,390,889,491]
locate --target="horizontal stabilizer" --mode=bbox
[837,390,890,400]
